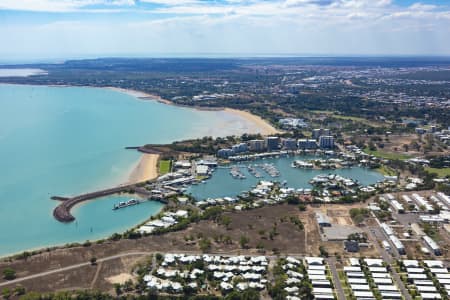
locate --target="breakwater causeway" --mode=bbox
[52,184,136,222]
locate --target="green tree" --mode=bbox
[114,283,122,295]
[13,285,25,296]
[220,215,232,229]
[123,279,133,292]
[2,268,16,280]
[225,289,259,300]
[286,195,300,205]
[2,288,11,299]
[240,235,250,249]
[155,253,163,262]
[298,203,307,211]
[199,238,211,252]
[319,245,329,257]
[299,279,314,299]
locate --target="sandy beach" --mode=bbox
[223,108,281,135]
[128,153,159,184]
[108,87,281,136]
[107,87,172,105]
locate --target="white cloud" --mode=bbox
[139,0,199,5]
[0,0,134,12]
[1,0,450,57]
[409,3,437,11]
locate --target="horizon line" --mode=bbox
[2,54,450,65]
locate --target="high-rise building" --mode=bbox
[217,148,235,158]
[248,139,266,152]
[298,139,318,149]
[232,143,248,153]
[312,128,331,140]
[312,129,322,140]
[319,136,334,149]
[282,138,298,150]
[265,136,279,151]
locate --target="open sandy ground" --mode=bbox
[106,273,134,285]
[127,153,159,184]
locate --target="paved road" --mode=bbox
[365,227,412,300]
[389,265,412,300]
[326,257,346,300]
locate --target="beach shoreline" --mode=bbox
[107,86,281,136]
[1,83,281,136]
[223,107,281,135]
[127,153,160,184]
[107,87,173,105]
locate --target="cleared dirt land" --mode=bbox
[0,203,383,293]
[358,133,450,159]
[0,204,312,292]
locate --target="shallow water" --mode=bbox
[0,84,266,256]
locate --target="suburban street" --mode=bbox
[365,226,413,300]
[326,257,346,300]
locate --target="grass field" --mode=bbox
[311,110,384,127]
[376,165,397,176]
[364,147,412,160]
[159,160,172,175]
[425,167,450,177]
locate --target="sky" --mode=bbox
[0,0,450,60]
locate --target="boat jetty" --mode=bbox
[291,160,314,169]
[113,198,140,210]
[230,166,246,179]
[260,163,280,177]
[247,164,263,178]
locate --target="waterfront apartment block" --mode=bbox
[232,143,248,154]
[248,139,266,152]
[312,128,331,140]
[282,138,298,150]
[265,136,280,151]
[319,136,335,149]
[217,148,235,158]
[298,139,318,149]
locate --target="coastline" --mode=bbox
[0,200,165,260]
[107,86,281,136]
[106,87,172,105]
[223,107,281,135]
[0,83,280,258]
[0,83,166,258]
[1,83,281,136]
[127,153,160,184]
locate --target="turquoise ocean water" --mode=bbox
[0,84,266,256]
